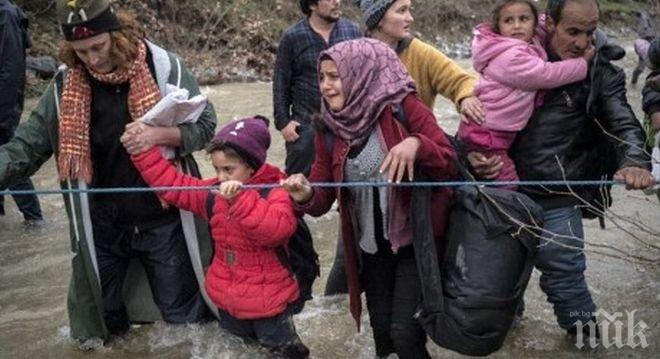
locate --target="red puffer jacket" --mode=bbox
[132,148,299,319]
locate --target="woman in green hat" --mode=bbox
[0,0,217,345]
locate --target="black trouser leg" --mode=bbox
[254,308,310,359]
[217,308,257,339]
[362,247,397,357]
[389,248,428,359]
[218,307,310,359]
[324,230,348,296]
[0,127,42,221]
[632,58,646,85]
[95,229,132,335]
[8,176,43,221]
[362,244,429,359]
[136,220,208,323]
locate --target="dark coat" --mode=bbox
[297,94,457,328]
[512,37,651,210]
[0,0,29,132]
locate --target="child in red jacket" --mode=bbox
[126,116,309,358]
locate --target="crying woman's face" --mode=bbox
[319,59,345,112]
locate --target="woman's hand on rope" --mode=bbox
[380,136,421,183]
[467,152,503,180]
[459,96,485,124]
[280,174,313,204]
[219,180,243,200]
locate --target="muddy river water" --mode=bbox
[0,52,658,358]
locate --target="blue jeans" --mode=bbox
[0,128,42,221]
[535,206,596,329]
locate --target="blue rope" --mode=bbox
[0,179,648,196]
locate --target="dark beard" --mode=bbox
[318,12,340,24]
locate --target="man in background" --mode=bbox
[0,0,43,225]
[273,0,361,297]
[273,0,361,176]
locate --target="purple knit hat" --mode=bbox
[212,116,271,169]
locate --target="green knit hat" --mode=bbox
[57,0,121,41]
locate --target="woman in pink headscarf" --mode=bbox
[282,38,456,358]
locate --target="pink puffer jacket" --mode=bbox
[472,22,588,132]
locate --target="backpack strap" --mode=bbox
[205,192,215,219]
[257,187,294,273]
[205,181,221,219]
[324,132,334,155]
[392,103,409,128]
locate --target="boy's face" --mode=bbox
[211,151,254,183]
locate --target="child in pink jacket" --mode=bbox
[458,0,594,186]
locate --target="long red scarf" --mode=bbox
[58,41,161,182]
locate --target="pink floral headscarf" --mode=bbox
[319,38,416,146]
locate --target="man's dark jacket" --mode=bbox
[513,33,650,210]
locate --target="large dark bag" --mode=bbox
[413,185,543,356]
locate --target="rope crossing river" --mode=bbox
[1,179,656,196]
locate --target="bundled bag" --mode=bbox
[413,185,543,356]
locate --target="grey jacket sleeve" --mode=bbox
[0,82,57,189]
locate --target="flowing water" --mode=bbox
[1,52,658,358]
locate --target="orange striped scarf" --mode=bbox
[58,41,161,182]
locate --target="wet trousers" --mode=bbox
[0,127,42,220]
[324,227,348,296]
[361,239,429,359]
[95,218,208,334]
[218,306,310,358]
[534,207,597,329]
